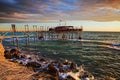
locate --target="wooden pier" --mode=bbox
[0,24,83,47]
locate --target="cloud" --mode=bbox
[0,0,120,22]
[77,0,120,8]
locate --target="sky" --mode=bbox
[0,0,120,31]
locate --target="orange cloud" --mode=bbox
[12,13,28,19]
[0,0,120,22]
[104,0,120,8]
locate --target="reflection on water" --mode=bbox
[2,31,120,79]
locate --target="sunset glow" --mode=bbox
[0,0,120,31]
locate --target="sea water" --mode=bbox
[1,31,120,79]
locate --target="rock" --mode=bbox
[80,72,94,80]
[63,61,71,65]
[109,77,116,80]
[79,65,85,77]
[4,49,20,59]
[10,49,19,54]
[39,58,46,62]
[26,62,41,68]
[20,54,27,58]
[4,50,12,59]
[70,62,77,70]
[10,49,20,58]
[48,63,59,80]
[51,61,59,66]
[58,63,64,67]
[66,75,76,80]
[59,72,68,79]
[105,77,116,80]
[59,67,66,73]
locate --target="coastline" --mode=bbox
[0,42,95,80]
[0,43,34,80]
[0,39,117,80]
[0,43,61,80]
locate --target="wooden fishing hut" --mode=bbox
[48,26,83,40]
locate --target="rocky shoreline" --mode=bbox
[4,47,95,80]
[0,42,95,80]
[0,42,116,80]
[0,43,33,80]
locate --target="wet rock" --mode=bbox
[59,68,66,73]
[79,65,85,77]
[66,75,76,80]
[10,49,19,54]
[39,58,46,62]
[48,63,59,80]
[104,77,116,80]
[63,61,71,65]
[4,50,12,59]
[58,63,64,67]
[70,62,77,70]
[108,77,116,80]
[10,49,20,58]
[2,46,95,80]
[20,54,27,58]
[51,61,59,66]
[26,62,41,69]
[28,57,32,60]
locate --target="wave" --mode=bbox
[69,39,120,50]
[3,37,120,50]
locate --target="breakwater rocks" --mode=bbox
[4,48,94,80]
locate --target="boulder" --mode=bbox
[4,50,12,59]
[48,63,59,80]
[10,49,20,58]
[26,62,41,68]
[20,54,27,58]
[70,62,77,70]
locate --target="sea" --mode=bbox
[1,31,120,79]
